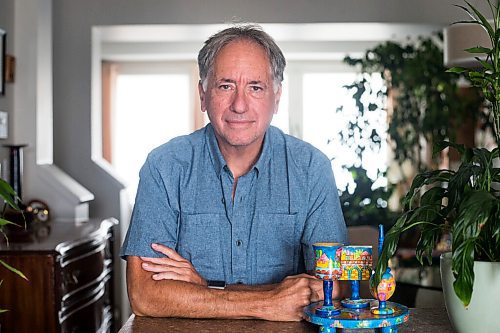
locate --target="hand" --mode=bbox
[262,274,323,321]
[140,243,207,286]
[284,274,324,302]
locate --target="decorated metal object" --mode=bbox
[339,245,373,309]
[313,242,344,317]
[305,225,410,332]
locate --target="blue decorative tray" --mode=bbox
[304,301,410,332]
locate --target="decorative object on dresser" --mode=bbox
[0,218,119,333]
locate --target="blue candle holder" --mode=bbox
[312,242,344,317]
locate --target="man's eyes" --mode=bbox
[215,83,266,96]
[249,85,264,92]
[218,84,233,90]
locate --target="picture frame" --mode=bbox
[0,29,5,95]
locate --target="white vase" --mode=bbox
[440,252,500,333]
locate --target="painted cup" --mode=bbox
[339,245,373,281]
[313,242,343,313]
[313,242,343,280]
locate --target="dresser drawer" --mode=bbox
[60,232,110,299]
[60,273,111,333]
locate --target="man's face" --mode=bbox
[199,39,281,152]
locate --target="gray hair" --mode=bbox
[198,24,286,90]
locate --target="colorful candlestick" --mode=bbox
[370,224,396,315]
[313,242,344,317]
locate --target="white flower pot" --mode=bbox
[440,252,500,333]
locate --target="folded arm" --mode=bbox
[126,244,338,321]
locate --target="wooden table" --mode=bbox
[118,307,453,333]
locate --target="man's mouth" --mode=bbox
[225,119,254,128]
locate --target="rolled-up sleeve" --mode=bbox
[120,155,179,259]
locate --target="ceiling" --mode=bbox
[96,23,443,62]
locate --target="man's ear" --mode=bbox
[198,80,207,112]
[273,85,282,114]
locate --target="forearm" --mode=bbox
[128,256,275,319]
[226,283,276,292]
[131,280,271,319]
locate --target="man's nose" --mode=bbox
[230,88,248,113]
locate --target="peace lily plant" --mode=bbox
[0,178,28,313]
[373,0,499,308]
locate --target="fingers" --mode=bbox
[140,256,191,268]
[284,273,318,280]
[140,243,191,268]
[309,278,324,301]
[151,243,185,261]
[140,243,206,286]
[141,261,174,273]
[151,269,193,282]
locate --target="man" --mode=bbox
[121,24,347,321]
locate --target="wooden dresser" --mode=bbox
[0,218,118,333]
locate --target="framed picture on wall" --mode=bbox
[0,29,5,95]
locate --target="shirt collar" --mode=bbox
[205,123,272,178]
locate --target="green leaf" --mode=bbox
[0,218,20,227]
[468,71,484,78]
[463,0,495,37]
[0,178,20,211]
[454,191,494,239]
[464,46,491,54]
[416,222,443,265]
[446,67,467,74]
[452,239,475,306]
[477,59,494,70]
[420,187,446,206]
[0,260,28,281]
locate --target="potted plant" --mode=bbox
[0,177,28,313]
[373,0,499,331]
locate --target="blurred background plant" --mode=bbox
[335,32,487,234]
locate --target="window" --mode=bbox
[103,62,197,202]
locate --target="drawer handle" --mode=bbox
[65,270,80,285]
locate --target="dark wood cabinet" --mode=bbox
[0,218,118,333]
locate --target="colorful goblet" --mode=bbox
[339,245,373,309]
[312,242,343,317]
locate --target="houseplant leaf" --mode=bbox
[452,238,475,306]
[0,259,28,281]
[0,178,21,211]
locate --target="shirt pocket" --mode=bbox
[178,213,226,281]
[255,213,298,284]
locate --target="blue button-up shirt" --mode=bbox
[121,124,347,285]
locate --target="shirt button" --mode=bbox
[236,240,242,247]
